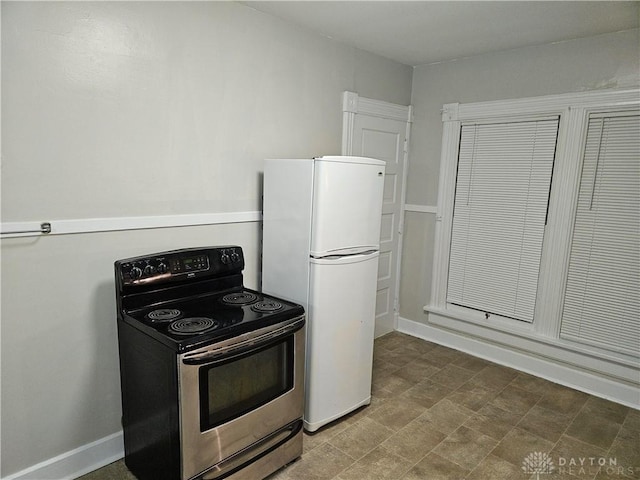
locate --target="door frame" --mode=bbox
[341,91,413,332]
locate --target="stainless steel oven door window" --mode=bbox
[199,334,293,431]
[177,317,305,480]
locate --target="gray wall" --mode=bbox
[0,2,412,476]
[400,28,640,322]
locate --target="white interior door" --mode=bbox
[342,92,412,337]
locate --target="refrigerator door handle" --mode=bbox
[310,246,380,258]
[309,250,379,265]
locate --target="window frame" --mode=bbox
[427,88,639,367]
[446,116,560,324]
[558,110,640,356]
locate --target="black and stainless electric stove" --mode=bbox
[115,246,305,480]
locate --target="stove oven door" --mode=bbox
[177,316,305,480]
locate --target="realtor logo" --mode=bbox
[522,452,555,479]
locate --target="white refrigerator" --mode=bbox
[262,156,385,432]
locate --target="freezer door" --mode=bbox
[311,157,385,257]
[304,251,379,431]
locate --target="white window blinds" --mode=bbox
[560,112,640,356]
[447,119,559,323]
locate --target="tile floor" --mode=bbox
[80,332,640,480]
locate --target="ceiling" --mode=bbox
[242,1,640,66]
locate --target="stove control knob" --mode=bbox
[157,263,168,274]
[221,254,231,265]
[230,252,240,263]
[129,267,143,280]
[143,265,156,276]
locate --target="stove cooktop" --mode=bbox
[121,287,304,352]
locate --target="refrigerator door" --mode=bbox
[262,158,314,306]
[310,156,385,257]
[304,251,379,432]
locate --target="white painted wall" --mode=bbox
[0,2,412,477]
[2,1,411,222]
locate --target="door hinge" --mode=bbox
[403,139,408,154]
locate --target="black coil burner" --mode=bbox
[221,292,258,306]
[169,317,219,335]
[147,309,182,323]
[251,300,284,313]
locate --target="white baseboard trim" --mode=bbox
[397,317,640,409]
[2,431,124,480]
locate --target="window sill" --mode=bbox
[423,304,639,383]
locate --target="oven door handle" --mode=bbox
[181,316,305,365]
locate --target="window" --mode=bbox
[429,89,639,361]
[447,119,558,323]
[560,112,640,356]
